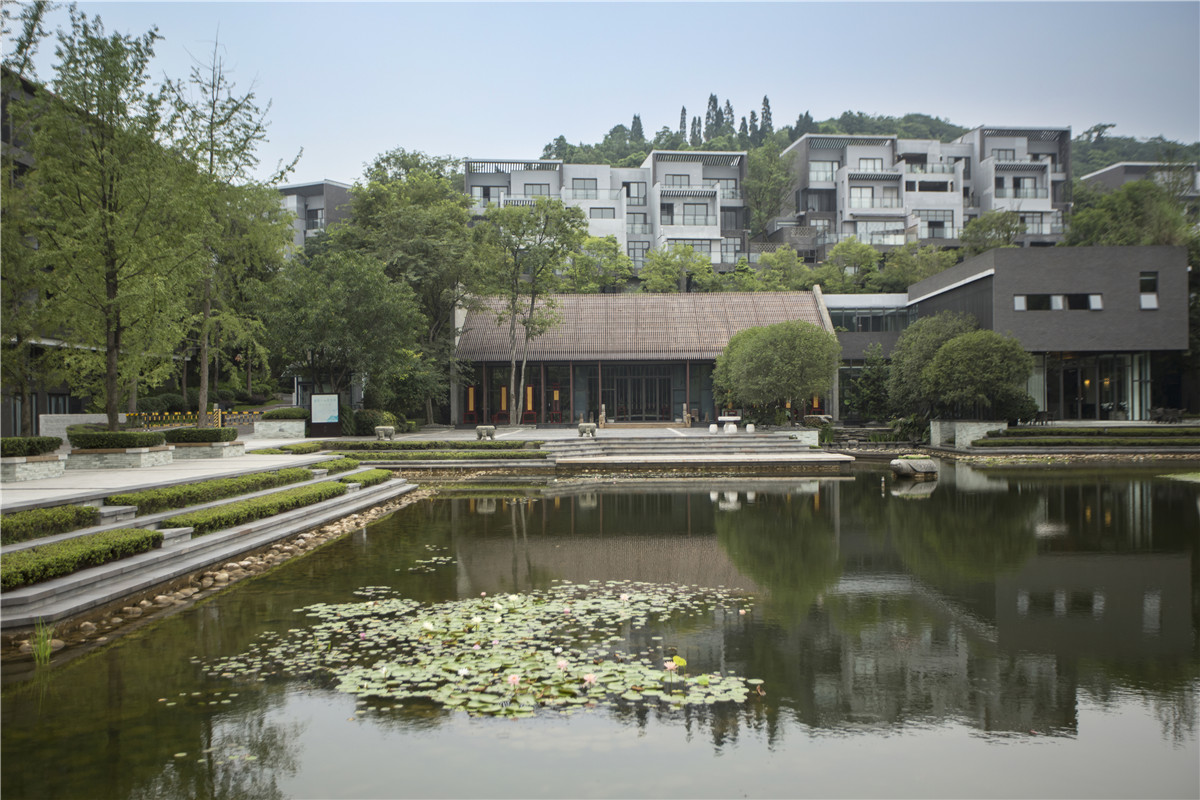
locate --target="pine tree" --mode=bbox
[738,117,749,149]
[630,114,644,143]
[749,110,760,146]
[679,106,687,137]
[761,96,774,136]
[690,116,702,147]
[723,99,735,137]
[704,94,719,141]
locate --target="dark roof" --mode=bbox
[457,293,829,362]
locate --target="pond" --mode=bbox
[3,463,1198,799]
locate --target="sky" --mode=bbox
[7,1,1199,185]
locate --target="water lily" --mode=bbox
[480,592,487,597]
[583,674,597,685]
[664,661,678,672]
[493,603,503,611]
[422,621,434,631]
[556,659,568,671]
[507,674,520,687]
[471,616,482,624]
[619,593,629,602]
[458,668,470,677]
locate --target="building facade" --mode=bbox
[453,291,835,426]
[464,151,748,273]
[278,180,352,253]
[770,126,1072,260]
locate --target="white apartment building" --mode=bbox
[464,151,748,271]
[769,126,1071,259]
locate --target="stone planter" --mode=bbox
[170,441,245,459]
[929,420,1008,450]
[252,420,306,439]
[0,453,68,482]
[66,445,173,470]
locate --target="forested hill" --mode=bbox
[539,95,1199,174]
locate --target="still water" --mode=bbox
[3,463,1198,799]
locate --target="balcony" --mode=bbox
[849,197,904,209]
[995,187,1049,199]
[808,170,836,182]
[704,183,743,199]
[1020,223,1065,236]
[681,214,718,226]
[905,163,956,174]
[564,188,623,201]
[917,226,963,240]
[626,223,652,235]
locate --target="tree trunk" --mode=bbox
[20,384,33,437]
[197,279,212,427]
[105,269,121,432]
[127,375,138,415]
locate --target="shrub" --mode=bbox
[106,467,314,514]
[136,395,172,413]
[248,448,287,455]
[312,457,359,474]
[157,393,189,413]
[1,529,163,591]
[262,407,308,420]
[163,427,239,443]
[330,450,547,461]
[340,468,392,487]
[1,505,99,545]
[353,409,399,436]
[280,442,322,454]
[327,440,531,451]
[1,436,63,458]
[217,388,236,404]
[162,482,348,535]
[67,430,166,449]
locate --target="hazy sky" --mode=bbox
[9,1,1200,185]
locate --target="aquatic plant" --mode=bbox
[205,581,759,718]
[32,618,54,666]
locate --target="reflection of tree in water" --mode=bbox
[1078,658,1200,745]
[885,486,1039,585]
[715,493,843,619]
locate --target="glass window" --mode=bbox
[48,393,69,414]
[524,183,549,196]
[628,241,649,267]
[668,239,711,254]
[1089,294,1103,310]
[624,181,647,206]
[858,158,884,170]
[660,202,674,225]
[572,178,598,199]
[1140,271,1159,309]
[683,203,708,225]
[720,208,740,230]
[809,161,838,182]
[305,208,324,230]
[590,207,615,219]
[849,187,873,208]
[1014,295,1027,311]
[664,174,690,187]
[991,148,1016,161]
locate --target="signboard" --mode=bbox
[311,394,339,423]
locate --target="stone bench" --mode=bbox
[578,423,597,438]
[375,426,395,440]
[476,425,496,441]
[718,415,741,434]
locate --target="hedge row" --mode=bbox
[340,468,393,487]
[1,437,63,458]
[330,450,547,461]
[0,505,100,545]
[973,437,1200,448]
[1,528,163,591]
[280,442,322,454]
[68,430,166,449]
[163,427,239,443]
[262,407,309,420]
[353,409,399,436]
[311,457,360,474]
[162,481,348,536]
[105,467,315,515]
[326,440,533,451]
[993,426,1200,438]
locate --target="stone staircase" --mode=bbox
[540,435,852,474]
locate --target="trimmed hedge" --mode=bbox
[248,448,287,455]
[330,450,548,461]
[1,528,162,591]
[280,442,322,454]
[991,426,1200,438]
[105,467,314,514]
[353,409,399,436]
[162,481,349,536]
[164,426,239,443]
[340,468,392,487]
[1,505,100,545]
[311,457,359,474]
[1,436,63,458]
[327,440,534,451]
[67,430,166,449]
[262,407,308,420]
[973,436,1200,448]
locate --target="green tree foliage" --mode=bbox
[744,137,794,238]
[264,250,421,398]
[638,244,713,293]
[1064,180,1193,247]
[169,39,293,424]
[18,10,207,429]
[561,235,635,293]
[818,111,966,141]
[333,148,476,422]
[756,246,813,291]
[723,259,763,292]
[1072,124,1199,176]
[846,342,890,421]
[629,114,644,143]
[887,311,978,415]
[870,243,958,292]
[476,198,587,422]
[923,330,1034,418]
[759,96,773,137]
[712,320,841,411]
[960,211,1025,258]
[824,236,882,289]
[689,116,701,147]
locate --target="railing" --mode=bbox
[849,197,903,209]
[627,197,647,206]
[704,183,743,199]
[564,188,623,201]
[1020,223,1065,235]
[917,226,963,239]
[995,187,1049,199]
[626,223,652,235]
[127,410,264,429]
[905,163,955,174]
[809,170,836,182]
[680,215,718,226]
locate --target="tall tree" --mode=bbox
[477,198,586,424]
[713,320,841,412]
[757,246,812,291]
[562,235,635,293]
[887,311,978,415]
[678,106,687,138]
[689,116,701,147]
[630,114,644,143]
[744,137,794,238]
[870,242,958,292]
[825,236,882,289]
[924,330,1034,418]
[169,38,293,424]
[639,244,712,293]
[722,99,735,137]
[737,116,749,149]
[704,94,719,141]
[749,110,760,146]
[21,10,206,429]
[760,95,774,136]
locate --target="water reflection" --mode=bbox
[2,465,1197,799]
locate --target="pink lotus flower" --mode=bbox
[583,673,596,685]
[664,661,678,672]
[556,659,568,670]
[480,592,487,597]
[619,594,629,602]
[507,674,520,686]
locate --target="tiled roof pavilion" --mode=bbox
[456,292,831,362]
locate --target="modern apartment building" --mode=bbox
[1081,161,1200,216]
[769,126,1071,259]
[278,180,352,253]
[464,151,748,272]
